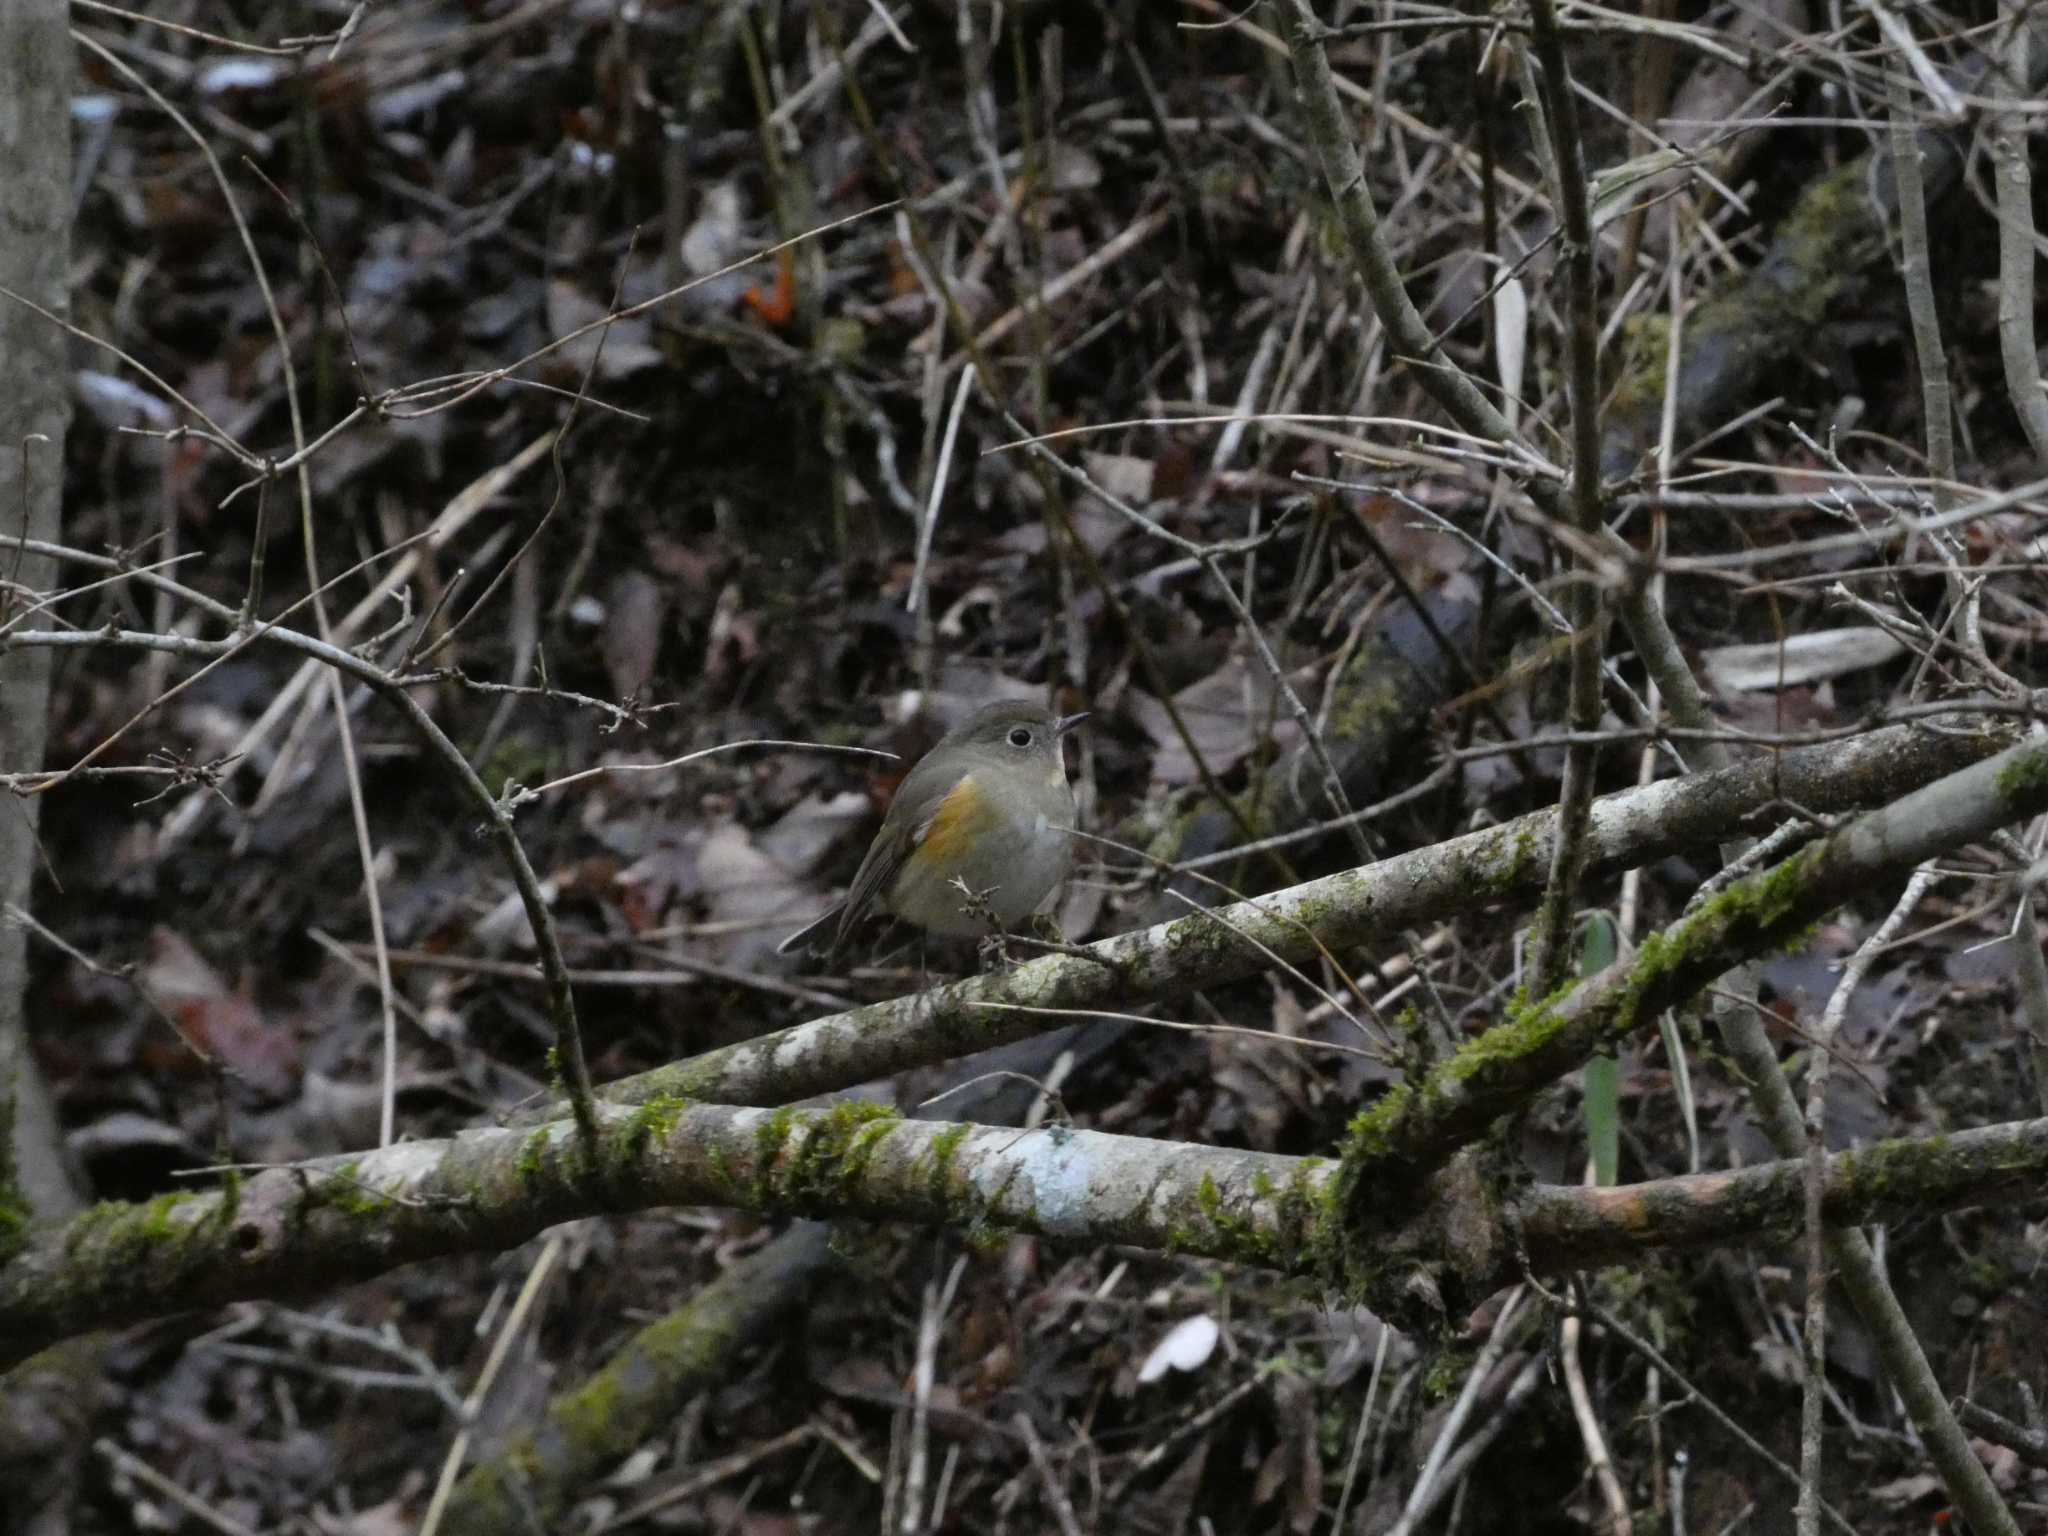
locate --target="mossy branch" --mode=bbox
[1327,729,2048,1229]
[438,1222,837,1536]
[2,1087,2044,1367]
[579,716,2007,1114]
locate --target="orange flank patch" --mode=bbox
[917,775,997,864]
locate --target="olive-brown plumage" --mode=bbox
[778,700,1086,960]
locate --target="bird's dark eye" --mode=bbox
[1008,727,1033,748]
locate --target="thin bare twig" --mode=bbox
[1798,862,1939,1536]
[1521,0,1611,997]
[1385,1287,1528,1536]
[416,1235,565,1536]
[1576,1300,1858,1535]
[502,740,899,813]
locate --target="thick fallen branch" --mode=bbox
[1518,1115,2048,1268]
[438,1221,837,1536]
[2,716,2031,1365]
[3,1089,2043,1372]
[583,716,2007,1112]
[0,1099,1311,1370]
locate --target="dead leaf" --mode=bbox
[311,1495,412,1536]
[695,819,813,969]
[937,582,1003,640]
[1132,654,1310,785]
[1354,494,1480,591]
[66,1111,202,1168]
[1272,1371,1324,1532]
[474,875,562,953]
[545,279,665,378]
[646,534,719,588]
[599,570,668,700]
[1973,1439,2023,1490]
[1082,450,1155,505]
[703,580,760,685]
[1867,1472,1942,1505]
[1132,1434,1211,1530]
[1210,982,1315,1149]
[614,830,701,931]
[705,1499,798,1536]
[680,181,746,276]
[755,791,869,875]
[1493,276,1528,432]
[1253,1435,1290,1508]
[143,929,300,1097]
[197,57,289,96]
[742,251,797,328]
[816,1356,898,1405]
[1700,627,1906,693]
[1046,142,1102,191]
[1137,1314,1219,1383]
[75,370,177,430]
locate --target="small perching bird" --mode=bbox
[777,699,1087,961]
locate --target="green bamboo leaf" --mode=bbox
[1659,1010,1699,1174]
[1580,913,1620,1187]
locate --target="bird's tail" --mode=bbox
[776,903,844,957]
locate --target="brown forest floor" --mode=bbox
[11,1,2048,1533]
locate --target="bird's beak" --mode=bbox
[1054,711,1090,739]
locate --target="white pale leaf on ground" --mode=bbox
[74,370,175,429]
[196,56,288,95]
[1047,141,1103,191]
[327,1496,412,1536]
[1867,1473,1942,1505]
[64,1111,201,1166]
[1082,450,1155,505]
[141,925,230,1003]
[1700,627,1907,692]
[937,581,1003,638]
[1056,836,1107,942]
[999,495,1129,556]
[604,1446,663,1487]
[475,875,561,953]
[907,668,1043,731]
[1492,275,1528,433]
[369,68,467,127]
[1137,1313,1220,1384]
[681,181,746,275]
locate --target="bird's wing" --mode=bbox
[775,902,845,957]
[835,763,993,950]
[829,805,921,955]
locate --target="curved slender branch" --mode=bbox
[575,714,2009,1113]
[1521,0,1611,995]
[5,621,601,1147]
[1327,728,2048,1216]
